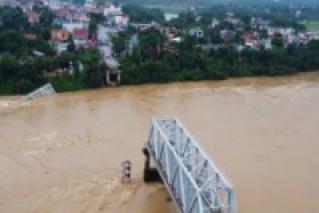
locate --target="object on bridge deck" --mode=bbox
[121,160,132,183]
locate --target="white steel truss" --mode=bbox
[24,83,56,101]
[145,117,237,213]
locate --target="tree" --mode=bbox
[272,36,284,49]
[169,10,196,29]
[111,32,130,57]
[0,53,19,79]
[208,29,223,44]
[67,36,76,52]
[139,28,165,60]
[81,50,105,88]
[89,20,97,38]
[1,7,29,30]
[122,5,165,24]
[37,7,54,26]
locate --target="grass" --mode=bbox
[306,20,319,32]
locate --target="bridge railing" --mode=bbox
[146,117,237,213]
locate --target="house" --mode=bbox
[211,18,220,28]
[133,23,152,31]
[244,35,254,48]
[311,32,319,41]
[226,12,234,17]
[26,9,39,24]
[244,34,262,49]
[114,15,129,27]
[189,27,204,39]
[171,37,182,43]
[296,10,302,18]
[261,39,273,50]
[234,44,245,53]
[161,27,178,40]
[51,28,69,43]
[297,32,311,44]
[128,34,139,56]
[84,0,96,12]
[51,28,70,54]
[53,7,71,25]
[164,13,178,21]
[103,3,122,16]
[220,30,236,41]
[88,36,98,49]
[283,34,296,45]
[250,17,259,29]
[33,50,45,57]
[56,43,68,54]
[63,22,87,33]
[0,0,20,7]
[258,20,271,31]
[226,17,241,25]
[268,27,295,38]
[72,12,90,25]
[73,28,89,48]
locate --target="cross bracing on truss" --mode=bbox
[145,117,237,213]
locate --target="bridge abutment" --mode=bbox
[142,147,162,183]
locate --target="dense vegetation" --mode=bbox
[114,0,319,8]
[118,28,319,84]
[2,3,319,94]
[0,6,105,94]
[109,4,319,84]
[122,5,165,23]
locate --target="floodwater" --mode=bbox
[1,72,319,213]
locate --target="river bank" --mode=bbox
[0,72,319,212]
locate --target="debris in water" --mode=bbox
[121,160,132,183]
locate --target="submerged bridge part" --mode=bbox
[24,83,56,101]
[145,117,237,213]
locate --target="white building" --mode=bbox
[268,27,295,37]
[114,15,129,26]
[211,18,220,28]
[56,43,68,54]
[85,0,96,11]
[189,27,204,39]
[262,39,273,50]
[104,3,122,16]
[311,33,319,41]
[63,23,87,33]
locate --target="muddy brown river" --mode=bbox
[1,72,319,213]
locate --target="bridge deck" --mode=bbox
[145,118,237,213]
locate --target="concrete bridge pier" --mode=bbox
[105,70,121,86]
[142,147,162,183]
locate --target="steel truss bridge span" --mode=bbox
[145,117,237,213]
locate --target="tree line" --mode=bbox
[118,28,319,85]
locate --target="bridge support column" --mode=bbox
[142,147,162,183]
[105,70,121,86]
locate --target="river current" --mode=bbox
[1,72,319,213]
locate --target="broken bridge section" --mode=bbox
[23,83,56,101]
[145,117,237,213]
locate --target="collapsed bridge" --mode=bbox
[144,118,237,213]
